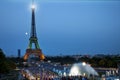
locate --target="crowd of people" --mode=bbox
[21,61,89,80]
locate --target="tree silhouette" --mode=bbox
[0,48,16,73]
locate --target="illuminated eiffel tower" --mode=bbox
[24,3,45,61]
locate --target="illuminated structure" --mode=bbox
[24,3,45,61]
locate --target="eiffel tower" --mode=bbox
[24,3,45,61]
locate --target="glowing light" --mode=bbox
[82,62,86,66]
[83,73,86,76]
[69,63,99,77]
[69,65,81,76]
[31,4,36,9]
[63,72,66,76]
[25,32,28,35]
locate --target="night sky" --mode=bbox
[0,0,120,56]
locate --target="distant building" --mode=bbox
[72,54,91,61]
[72,55,82,61]
[18,49,21,58]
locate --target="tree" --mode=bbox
[0,48,6,60]
[0,48,9,73]
[0,48,16,73]
[99,58,108,67]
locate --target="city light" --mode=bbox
[82,62,86,66]
[31,4,36,9]
[69,64,81,76]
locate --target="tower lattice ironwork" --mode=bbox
[24,3,45,61]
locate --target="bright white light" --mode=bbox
[31,4,36,9]
[69,63,99,77]
[63,72,66,76]
[69,65,81,76]
[82,62,86,66]
[25,32,28,35]
[83,73,86,76]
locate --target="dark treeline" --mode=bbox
[46,55,119,68]
[0,49,16,74]
[6,55,120,68]
[80,56,119,68]
[46,56,76,65]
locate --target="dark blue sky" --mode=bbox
[0,0,120,56]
